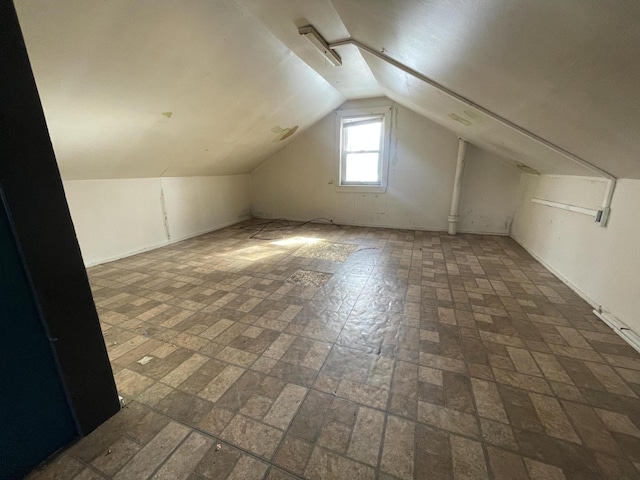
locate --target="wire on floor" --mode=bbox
[240,218,341,240]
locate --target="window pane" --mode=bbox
[344,153,380,183]
[344,120,382,152]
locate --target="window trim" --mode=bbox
[335,106,392,193]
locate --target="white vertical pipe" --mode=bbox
[597,178,616,226]
[329,38,616,181]
[160,186,171,241]
[448,138,468,235]
[324,33,618,228]
[593,309,640,354]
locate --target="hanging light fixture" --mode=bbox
[298,25,342,67]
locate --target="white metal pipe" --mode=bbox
[602,178,616,209]
[298,25,342,67]
[448,138,468,235]
[530,178,616,226]
[596,178,616,226]
[320,33,619,225]
[334,37,618,226]
[593,309,640,354]
[329,38,614,181]
[531,198,599,217]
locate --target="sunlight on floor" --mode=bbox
[270,236,323,247]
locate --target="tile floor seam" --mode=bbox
[375,349,399,479]
[464,347,494,480]
[266,465,306,480]
[282,386,496,455]
[557,398,629,479]
[143,428,193,480]
[31,220,640,480]
[269,387,314,471]
[59,448,108,479]
[125,399,278,470]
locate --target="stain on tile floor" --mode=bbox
[286,270,333,288]
[27,219,640,479]
[294,241,357,262]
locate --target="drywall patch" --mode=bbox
[160,187,171,241]
[463,109,482,121]
[391,106,400,166]
[286,269,332,287]
[449,113,472,126]
[271,125,298,142]
[517,163,540,174]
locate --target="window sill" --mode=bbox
[335,184,387,193]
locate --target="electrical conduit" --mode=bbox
[448,138,468,235]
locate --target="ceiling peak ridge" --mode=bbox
[301,24,615,182]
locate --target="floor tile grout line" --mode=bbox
[110,314,636,455]
[142,427,193,480]
[47,447,108,480]
[265,236,382,478]
[64,414,190,480]
[120,399,282,475]
[374,346,399,479]
[279,384,485,444]
[264,465,306,480]
[268,385,313,474]
[444,260,497,480]
[463,330,496,480]
[552,396,614,480]
[75,221,640,480]
[156,234,395,474]
[105,316,635,385]
[109,380,602,475]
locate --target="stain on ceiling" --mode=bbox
[14,0,640,180]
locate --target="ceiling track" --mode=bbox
[324,35,616,226]
[328,37,615,182]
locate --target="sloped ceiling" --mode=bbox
[14,0,346,179]
[328,0,640,179]
[15,0,640,180]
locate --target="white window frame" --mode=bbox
[335,106,392,193]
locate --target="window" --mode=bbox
[336,106,391,192]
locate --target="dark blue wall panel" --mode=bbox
[0,200,78,479]
[0,3,119,478]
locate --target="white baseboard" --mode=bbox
[168,216,250,243]
[593,310,640,354]
[83,216,251,267]
[457,229,511,236]
[84,241,171,268]
[510,232,600,310]
[510,232,640,347]
[251,216,510,236]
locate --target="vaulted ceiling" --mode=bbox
[15,0,640,180]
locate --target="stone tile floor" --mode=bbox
[27,219,640,479]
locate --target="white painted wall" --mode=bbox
[63,175,250,266]
[16,0,344,179]
[457,147,521,234]
[17,1,640,180]
[512,174,640,334]
[161,176,251,242]
[251,99,521,234]
[63,178,167,266]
